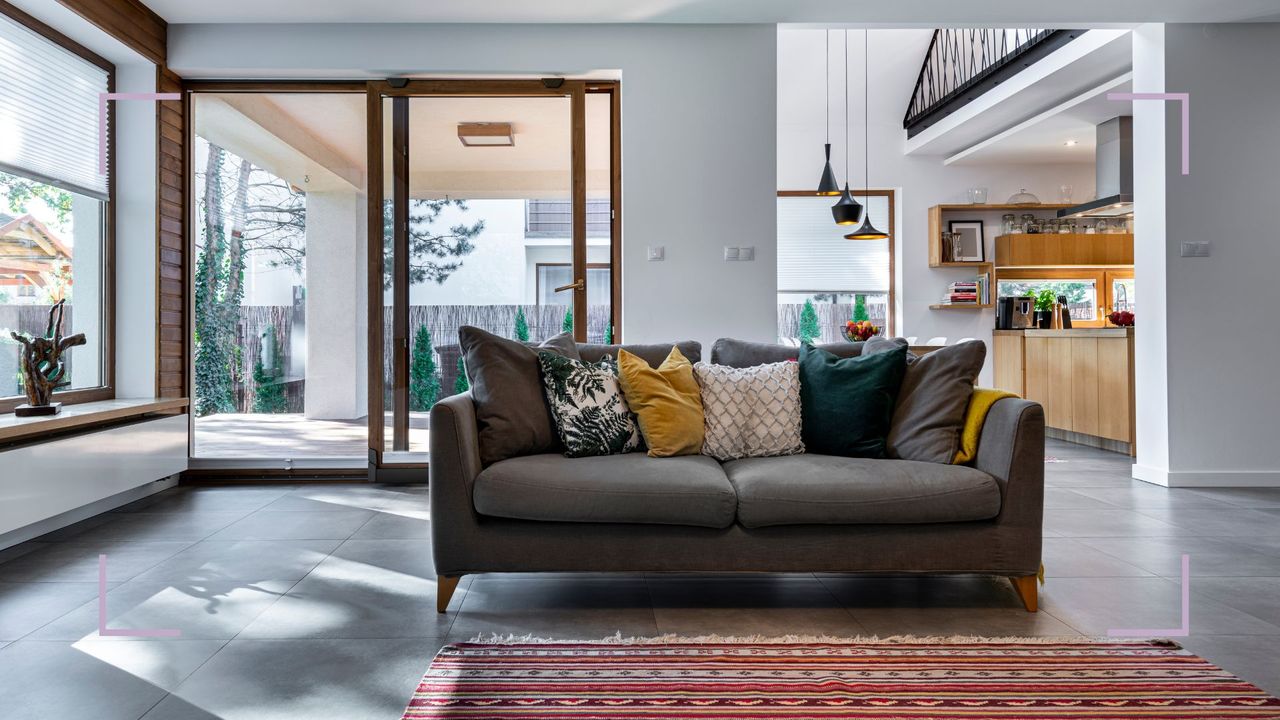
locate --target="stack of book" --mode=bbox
[943,281,979,305]
[940,273,991,306]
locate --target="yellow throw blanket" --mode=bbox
[954,387,1018,465]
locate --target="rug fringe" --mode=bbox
[465,632,1179,647]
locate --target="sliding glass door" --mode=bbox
[368,80,619,470]
[190,90,368,465]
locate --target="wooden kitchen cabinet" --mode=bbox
[995,328,1135,452]
[992,332,1025,395]
[1071,337,1100,437]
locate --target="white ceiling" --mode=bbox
[194,93,611,199]
[149,0,1280,24]
[946,76,1132,166]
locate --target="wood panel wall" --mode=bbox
[156,68,185,398]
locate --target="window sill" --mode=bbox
[0,398,188,446]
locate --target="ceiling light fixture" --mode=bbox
[846,29,888,241]
[457,122,514,147]
[831,29,864,226]
[816,30,839,196]
[1064,139,1078,147]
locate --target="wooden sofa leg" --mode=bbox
[1009,575,1038,612]
[437,575,462,613]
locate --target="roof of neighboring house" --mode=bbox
[0,213,72,259]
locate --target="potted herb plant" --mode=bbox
[1034,289,1056,329]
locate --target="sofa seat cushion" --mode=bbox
[723,455,1001,528]
[473,453,737,528]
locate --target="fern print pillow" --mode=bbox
[538,352,643,458]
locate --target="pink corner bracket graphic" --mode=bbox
[98,553,181,638]
[1107,91,1189,175]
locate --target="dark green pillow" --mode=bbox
[799,342,908,458]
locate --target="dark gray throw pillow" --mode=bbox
[577,341,701,367]
[862,337,986,464]
[458,326,580,466]
[710,338,862,368]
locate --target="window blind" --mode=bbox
[0,12,109,199]
[777,195,890,293]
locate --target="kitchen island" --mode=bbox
[993,328,1135,455]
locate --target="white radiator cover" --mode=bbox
[0,414,188,540]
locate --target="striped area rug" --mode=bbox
[401,636,1280,718]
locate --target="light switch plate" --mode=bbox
[1181,241,1210,258]
[739,246,755,261]
[647,245,665,261]
[723,246,740,261]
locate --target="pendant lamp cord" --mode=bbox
[864,28,870,192]
[844,29,849,184]
[824,30,829,144]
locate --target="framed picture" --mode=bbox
[947,220,985,262]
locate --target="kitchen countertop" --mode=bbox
[993,328,1134,337]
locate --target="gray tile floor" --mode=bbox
[3,439,1280,719]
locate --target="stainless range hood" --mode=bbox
[1058,116,1133,219]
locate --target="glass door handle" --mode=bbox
[554,279,585,293]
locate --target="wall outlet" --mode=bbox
[647,245,665,261]
[1180,241,1211,258]
[723,246,740,261]
[739,246,755,261]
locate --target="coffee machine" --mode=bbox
[997,296,1035,329]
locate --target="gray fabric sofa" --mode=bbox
[430,340,1045,613]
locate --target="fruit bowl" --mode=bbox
[1107,310,1135,327]
[844,320,880,342]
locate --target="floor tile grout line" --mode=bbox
[214,517,371,644]
[132,635,237,720]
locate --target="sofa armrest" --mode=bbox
[429,392,484,526]
[974,397,1045,528]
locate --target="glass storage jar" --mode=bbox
[1095,218,1110,234]
[1002,213,1016,235]
[1022,213,1041,234]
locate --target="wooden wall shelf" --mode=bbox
[930,303,994,310]
[928,203,1071,268]
[933,203,1074,212]
[995,233,1134,267]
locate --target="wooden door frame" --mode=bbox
[776,189,896,337]
[366,78,621,465]
[184,82,368,467]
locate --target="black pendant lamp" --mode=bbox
[846,29,888,241]
[816,30,839,196]
[831,29,864,225]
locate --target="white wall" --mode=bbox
[169,23,778,350]
[304,190,367,419]
[778,29,1096,380]
[1130,23,1171,484]
[402,200,528,307]
[1134,23,1280,486]
[113,62,160,398]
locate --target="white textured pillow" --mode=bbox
[693,361,804,461]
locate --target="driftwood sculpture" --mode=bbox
[9,299,86,416]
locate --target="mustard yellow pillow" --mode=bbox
[617,346,705,457]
